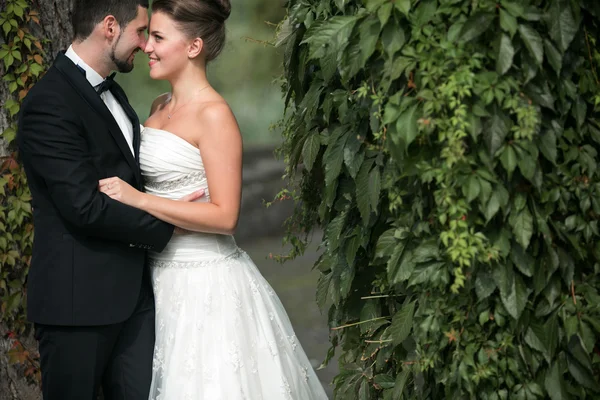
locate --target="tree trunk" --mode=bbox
[0,1,72,398]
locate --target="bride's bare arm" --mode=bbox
[99,102,242,235]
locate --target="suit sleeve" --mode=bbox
[18,92,174,252]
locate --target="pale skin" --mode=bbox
[99,11,243,236]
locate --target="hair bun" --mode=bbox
[215,0,231,21]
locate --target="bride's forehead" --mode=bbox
[149,11,174,25]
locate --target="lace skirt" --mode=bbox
[147,248,329,400]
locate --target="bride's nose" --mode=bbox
[144,40,154,54]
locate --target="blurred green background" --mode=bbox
[116,0,286,146]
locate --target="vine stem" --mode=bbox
[360,294,399,299]
[330,316,389,331]
[365,339,393,343]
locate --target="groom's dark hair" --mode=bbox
[72,0,149,40]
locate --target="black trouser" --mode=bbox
[34,281,155,400]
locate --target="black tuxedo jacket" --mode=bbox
[17,52,174,326]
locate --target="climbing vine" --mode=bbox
[277,0,600,398]
[1,0,45,383]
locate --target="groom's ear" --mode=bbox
[188,37,203,59]
[101,15,120,40]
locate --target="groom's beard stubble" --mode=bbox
[110,34,137,73]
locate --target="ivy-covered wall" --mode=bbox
[277,0,600,398]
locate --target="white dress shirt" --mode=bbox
[65,45,135,155]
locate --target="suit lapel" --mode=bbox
[110,82,143,185]
[53,53,142,186]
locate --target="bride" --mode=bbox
[98,0,328,399]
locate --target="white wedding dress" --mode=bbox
[139,127,328,400]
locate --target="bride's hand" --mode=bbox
[98,177,143,208]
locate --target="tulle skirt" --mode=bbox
[147,246,328,400]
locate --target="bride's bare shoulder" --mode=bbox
[197,99,236,125]
[149,92,172,116]
[191,100,240,146]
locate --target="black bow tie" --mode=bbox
[95,72,117,95]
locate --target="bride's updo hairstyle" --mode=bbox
[152,0,231,62]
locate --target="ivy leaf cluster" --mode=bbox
[277,0,600,398]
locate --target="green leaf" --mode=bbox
[29,62,44,77]
[387,241,407,284]
[501,1,524,17]
[346,232,361,266]
[516,146,536,180]
[394,0,411,16]
[484,107,510,156]
[395,104,419,150]
[302,132,321,172]
[475,270,497,300]
[499,8,518,37]
[2,22,11,37]
[510,243,534,277]
[327,212,347,251]
[358,379,369,400]
[374,374,395,389]
[382,22,405,57]
[545,362,568,400]
[574,96,587,128]
[298,82,323,129]
[302,16,359,60]
[389,56,414,81]
[464,175,481,203]
[567,335,600,391]
[344,134,364,179]
[397,248,416,281]
[316,272,332,310]
[544,39,563,74]
[518,24,544,65]
[377,3,393,26]
[512,207,534,249]
[485,185,509,222]
[500,145,517,177]
[459,12,495,43]
[359,17,380,65]
[356,159,374,224]
[547,0,578,52]
[447,21,464,42]
[324,130,349,184]
[557,248,574,286]
[393,370,410,399]
[524,323,550,360]
[539,129,557,164]
[365,0,386,12]
[390,301,415,346]
[369,167,381,213]
[501,269,530,320]
[496,34,515,75]
[340,38,364,82]
[375,228,397,259]
[414,0,437,26]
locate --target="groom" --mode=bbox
[17,1,190,399]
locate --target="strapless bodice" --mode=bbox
[139,127,238,262]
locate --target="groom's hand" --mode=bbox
[178,189,205,202]
[173,189,206,235]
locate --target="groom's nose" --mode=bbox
[139,36,148,51]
